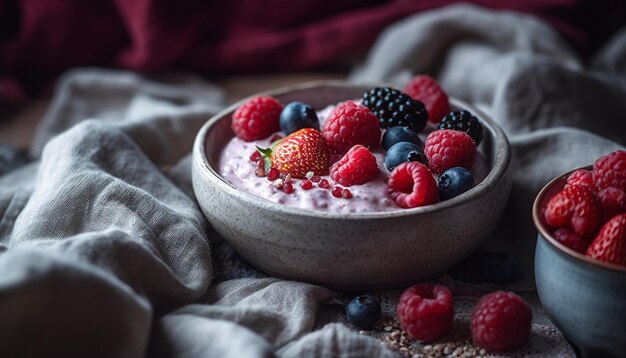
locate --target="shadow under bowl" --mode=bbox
[192,81,512,290]
[533,167,626,357]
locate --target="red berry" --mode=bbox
[586,213,626,267]
[403,75,450,124]
[552,228,591,254]
[258,128,330,179]
[267,168,280,181]
[282,182,295,194]
[318,178,331,189]
[544,185,600,236]
[300,180,313,190]
[471,291,532,351]
[254,160,265,177]
[596,187,626,222]
[331,186,343,198]
[342,188,352,199]
[424,130,476,175]
[322,101,381,154]
[388,162,438,208]
[231,96,282,141]
[330,145,379,187]
[397,284,454,342]
[565,169,594,189]
[593,150,626,191]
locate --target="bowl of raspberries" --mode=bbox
[192,77,512,289]
[533,150,626,357]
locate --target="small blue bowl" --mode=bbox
[533,167,626,357]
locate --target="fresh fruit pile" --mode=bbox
[543,150,626,267]
[230,75,485,208]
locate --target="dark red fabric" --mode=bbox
[1,0,625,100]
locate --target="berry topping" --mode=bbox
[250,151,261,162]
[282,182,295,194]
[596,187,626,222]
[586,213,626,267]
[362,87,428,131]
[565,169,594,189]
[322,101,381,154]
[544,185,600,236]
[593,150,626,191]
[438,167,475,200]
[403,75,450,124]
[342,188,353,199]
[384,142,427,172]
[318,178,331,189]
[330,145,379,187]
[300,180,313,190]
[424,130,476,175]
[279,101,320,135]
[257,128,330,179]
[397,284,454,341]
[553,228,592,254]
[231,96,282,141]
[381,126,422,150]
[332,186,343,198]
[470,291,532,351]
[438,110,484,145]
[388,162,438,208]
[346,295,382,330]
[310,175,321,183]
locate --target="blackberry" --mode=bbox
[362,87,428,131]
[438,110,483,145]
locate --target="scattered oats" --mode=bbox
[479,349,487,355]
[273,178,284,188]
[358,330,366,335]
[391,331,400,339]
[305,171,314,179]
[453,347,463,356]
[384,326,393,332]
[284,173,292,183]
[443,346,452,355]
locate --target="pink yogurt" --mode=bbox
[218,105,490,213]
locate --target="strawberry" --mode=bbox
[544,185,600,236]
[586,213,626,267]
[257,128,329,179]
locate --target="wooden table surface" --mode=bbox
[0,72,346,149]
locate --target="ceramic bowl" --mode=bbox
[192,81,512,290]
[533,167,626,357]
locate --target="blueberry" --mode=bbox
[384,142,427,172]
[381,126,422,150]
[437,167,474,200]
[346,295,381,329]
[279,102,319,135]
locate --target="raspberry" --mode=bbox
[544,185,600,236]
[596,187,626,222]
[593,150,626,191]
[362,87,428,131]
[438,110,483,145]
[565,169,594,189]
[322,101,381,154]
[397,284,454,342]
[231,96,282,141]
[471,291,532,351]
[403,75,450,124]
[552,228,591,254]
[388,162,438,208]
[424,130,476,175]
[330,145,379,187]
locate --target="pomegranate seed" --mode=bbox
[283,182,295,194]
[319,179,331,189]
[270,134,283,142]
[267,168,280,181]
[331,186,343,198]
[341,188,352,199]
[300,180,313,190]
[250,151,261,161]
[311,175,321,183]
[254,160,265,177]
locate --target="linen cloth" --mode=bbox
[1,4,626,357]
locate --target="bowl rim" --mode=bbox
[532,165,626,273]
[193,80,512,220]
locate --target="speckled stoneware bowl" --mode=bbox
[533,167,626,358]
[192,81,512,290]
